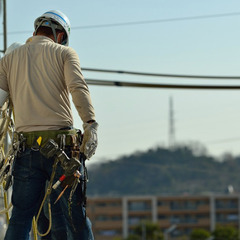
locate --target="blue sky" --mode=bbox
[1,0,240,164]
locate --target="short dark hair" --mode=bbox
[36,26,63,37]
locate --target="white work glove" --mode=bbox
[80,121,99,159]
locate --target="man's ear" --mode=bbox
[57,32,65,44]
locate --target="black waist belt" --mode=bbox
[19,129,80,149]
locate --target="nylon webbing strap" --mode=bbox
[20,129,78,147]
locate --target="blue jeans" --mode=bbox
[4,148,94,240]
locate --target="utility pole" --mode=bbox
[0,0,7,54]
[168,96,175,149]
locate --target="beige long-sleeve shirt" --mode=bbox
[0,36,95,132]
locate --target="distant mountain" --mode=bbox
[87,145,240,196]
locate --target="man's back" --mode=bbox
[0,35,92,132]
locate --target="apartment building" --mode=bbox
[87,194,240,240]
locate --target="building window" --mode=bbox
[98,230,121,236]
[128,217,141,225]
[227,214,238,222]
[95,202,107,207]
[128,216,151,225]
[216,213,238,223]
[158,215,167,220]
[170,201,197,210]
[96,215,122,221]
[94,201,122,208]
[170,215,198,224]
[184,215,197,223]
[170,215,181,224]
[216,199,238,209]
[128,201,151,211]
[196,214,209,220]
[158,201,168,206]
[196,200,209,206]
[112,215,122,221]
[96,215,108,221]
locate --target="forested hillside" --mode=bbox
[87,146,240,196]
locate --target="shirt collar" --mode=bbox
[30,35,55,43]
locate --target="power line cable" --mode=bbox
[71,12,240,29]
[207,137,240,144]
[2,12,240,36]
[85,78,240,89]
[83,68,240,80]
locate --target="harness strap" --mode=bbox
[18,129,81,149]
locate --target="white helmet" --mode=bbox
[34,10,71,46]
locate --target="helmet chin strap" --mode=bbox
[49,23,58,43]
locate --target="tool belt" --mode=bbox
[16,128,82,152]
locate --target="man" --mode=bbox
[0,10,98,240]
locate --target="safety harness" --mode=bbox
[0,98,15,225]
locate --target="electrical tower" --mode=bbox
[169,96,175,149]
